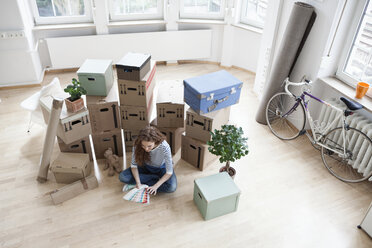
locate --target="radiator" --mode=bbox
[316,99,372,181]
[46,30,212,69]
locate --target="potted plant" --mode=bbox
[64,78,87,113]
[207,124,249,178]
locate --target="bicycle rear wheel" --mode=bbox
[266,92,306,140]
[321,127,372,183]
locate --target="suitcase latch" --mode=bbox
[230,87,236,94]
[207,93,214,101]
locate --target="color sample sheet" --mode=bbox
[123,185,150,205]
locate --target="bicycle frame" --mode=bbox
[284,84,347,157]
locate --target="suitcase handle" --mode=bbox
[208,95,229,112]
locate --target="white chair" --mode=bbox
[20,77,63,132]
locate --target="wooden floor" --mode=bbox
[1,63,372,247]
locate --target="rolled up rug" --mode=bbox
[255,2,316,124]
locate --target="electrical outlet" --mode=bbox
[0,30,25,39]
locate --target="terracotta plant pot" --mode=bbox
[65,97,84,113]
[219,166,236,179]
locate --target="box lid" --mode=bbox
[183,70,242,99]
[86,83,119,105]
[39,94,89,124]
[77,59,113,74]
[50,152,89,173]
[156,80,184,104]
[116,52,151,70]
[194,172,240,202]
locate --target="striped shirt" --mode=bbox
[131,140,173,174]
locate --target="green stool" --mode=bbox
[193,172,240,220]
[77,59,114,96]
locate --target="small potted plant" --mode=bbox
[207,124,249,178]
[64,78,87,113]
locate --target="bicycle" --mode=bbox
[265,77,372,183]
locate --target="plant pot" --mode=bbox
[65,97,84,113]
[219,166,236,179]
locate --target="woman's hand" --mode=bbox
[147,185,159,195]
[136,182,142,189]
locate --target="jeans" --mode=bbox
[119,163,177,193]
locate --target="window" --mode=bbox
[240,0,268,28]
[337,0,372,87]
[109,0,163,21]
[180,0,226,20]
[30,0,93,24]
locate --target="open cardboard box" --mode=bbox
[40,94,92,144]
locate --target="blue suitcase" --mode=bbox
[183,70,243,114]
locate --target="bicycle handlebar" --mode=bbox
[284,77,313,96]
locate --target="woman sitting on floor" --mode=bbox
[119,126,177,194]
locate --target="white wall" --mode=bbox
[0,0,42,86]
[231,27,261,72]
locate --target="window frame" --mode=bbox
[239,0,267,29]
[29,0,93,25]
[336,0,371,88]
[179,0,226,20]
[108,0,164,21]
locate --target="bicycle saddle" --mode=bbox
[340,97,363,110]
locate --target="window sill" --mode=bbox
[108,20,167,27]
[32,23,95,31]
[177,19,226,25]
[320,77,372,112]
[231,23,263,34]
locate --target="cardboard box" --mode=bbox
[77,59,114,96]
[194,172,240,220]
[116,52,151,81]
[50,175,98,205]
[86,86,121,133]
[157,103,184,128]
[184,70,243,115]
[57,136,93,161]
[156,80,185,128]
[92,129,123,159]
[120,105,151,130]
[50,152,91,184]
[123,129,140,151]
[181,134,217,170]
[40,95,92,144]
[151,118,184,155]
[185,106,230,143]
[118,60,156,107]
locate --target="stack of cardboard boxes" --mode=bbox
[115,52,156,151]
[39,91,93,184]
[78,59,123,159]
[151,81,185,155]
[181,70,243,171]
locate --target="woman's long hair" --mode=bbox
[134,126,166,166]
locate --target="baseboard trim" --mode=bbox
[178,60,221,66]
[0,83,41,90]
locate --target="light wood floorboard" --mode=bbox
[0,63,371,247]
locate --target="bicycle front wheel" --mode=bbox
[266,92,306,140]
[321,127,372,183]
